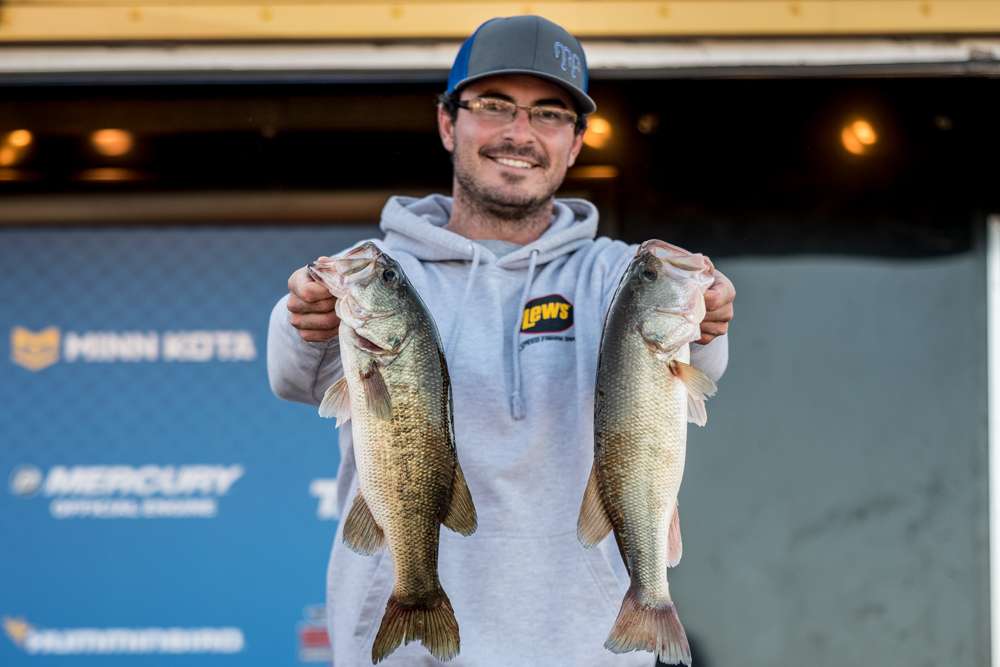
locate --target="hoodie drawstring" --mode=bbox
[446,243,482,362]
[510,249,539,420]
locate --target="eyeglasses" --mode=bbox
[456,97,578,129]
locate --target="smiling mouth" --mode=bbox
[486,154,539,170]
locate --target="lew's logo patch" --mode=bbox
[520,295,574,334]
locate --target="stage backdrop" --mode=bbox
[1,224,376,666]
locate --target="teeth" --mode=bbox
[495,157,533,169]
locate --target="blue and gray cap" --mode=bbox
[446,15,596,115]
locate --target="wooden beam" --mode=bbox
[2,2,1000,42]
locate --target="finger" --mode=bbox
[702,303,734,323]
[298,329,338,343]
[289,312,340,331]
[296,280,335,304]
[288,294,336,314]
[704,273,735,311]
[288,266,335,303]
[699,320,729,337]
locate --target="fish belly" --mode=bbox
[346,336,455,598]
[596,336,688,603]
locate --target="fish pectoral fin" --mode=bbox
[361,363,392,420]
[577,464,614,547]
[669,360,717,427]
[442,460,477,536]
[318,376,351,427]
[668,503,682,568]
[342,492,385,556]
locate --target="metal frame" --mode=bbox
[989,214,1000,667]
[1,39,999,85]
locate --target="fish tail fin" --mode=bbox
[605,586,691,666]
[371,589,460,664]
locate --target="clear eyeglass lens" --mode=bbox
[471,98,575,128]
[531,108,575,127]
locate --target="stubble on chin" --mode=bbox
[453,157,558,223]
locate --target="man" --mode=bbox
[268,15,735,666]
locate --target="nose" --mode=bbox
[501,106,536,142]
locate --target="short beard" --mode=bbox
[454,167,556,222]
[452,139,559,223]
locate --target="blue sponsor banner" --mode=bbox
[0,225,376,665]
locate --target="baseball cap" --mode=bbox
[446,15,596,115]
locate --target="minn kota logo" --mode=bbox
[520,294,574,334]
[10,327,60,372]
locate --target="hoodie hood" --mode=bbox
[379,194,598,267]
[378,193,600,420]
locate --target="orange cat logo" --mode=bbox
[11,327,60,371]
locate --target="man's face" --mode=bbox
[438,74,585,220]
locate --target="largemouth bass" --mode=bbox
[577,240,717,666]
[309,242,477,664]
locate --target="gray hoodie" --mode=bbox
[267,194,728,666]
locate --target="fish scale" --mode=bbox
[309,243,477,664]
[578,240,717,667]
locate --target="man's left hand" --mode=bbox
[699,268,735,345]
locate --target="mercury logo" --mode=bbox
[9,464,245,520]
[9,465,43,497]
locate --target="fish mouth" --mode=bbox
[309,243,382,297]
[640,239,714,274]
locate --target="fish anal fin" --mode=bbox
[318,376,351,427]
[361,363,392,421]
[669,360,717,427]
[342,492,385,556]
[577,465,614,547]
[442,460,477,536]
[668,503,682,568]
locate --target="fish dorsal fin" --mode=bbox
[577,464,614,547]
[442,460,477,535]
[318,376,351,427]
[361,362,392,421]
[342,491,385,556]
[667,503,682,567]
[669,360,717,427]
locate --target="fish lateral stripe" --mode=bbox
[520,294,574,334]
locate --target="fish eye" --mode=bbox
[642,268,657,281]
[382,269,397,283]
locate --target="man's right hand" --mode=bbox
[287,265,340,342]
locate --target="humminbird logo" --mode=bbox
[521,294,574,334]
[9,464,244,519]
[3,616,244,655]
[10,326,256,372]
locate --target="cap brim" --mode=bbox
[452,69,597,115]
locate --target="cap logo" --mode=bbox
[553,41,582,81]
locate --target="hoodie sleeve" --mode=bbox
[601,241,729,383]
[690,335,728,383]
[267,294,343,406]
